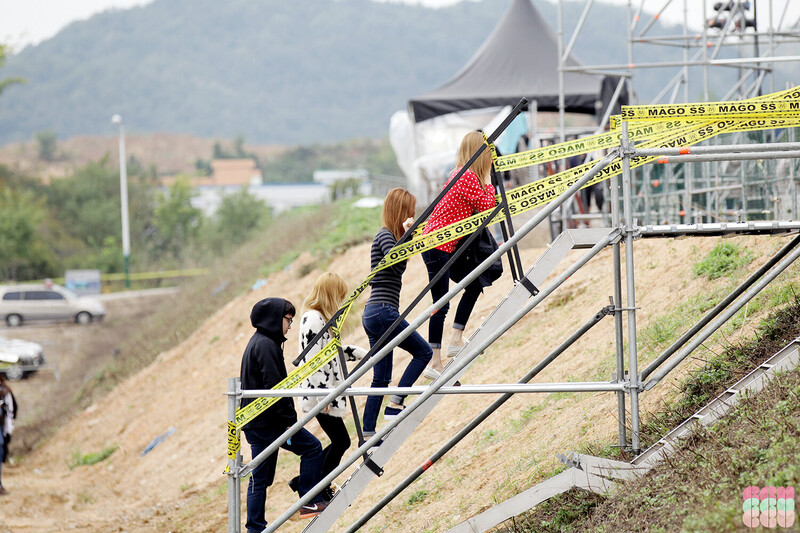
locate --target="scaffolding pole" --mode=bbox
[621,121,642,453]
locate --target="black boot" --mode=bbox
[288,476,299,493]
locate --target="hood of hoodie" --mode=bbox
[250,297,287,343]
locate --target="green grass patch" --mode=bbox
[495,441,618,532]
[308,201,381,255]
[509,402,547,432]
[586,368,800,532]
[637,288,726,363]
[693,241,754,280]
[495,295,800,532]
[406,489,429,506]
[498,489,604,533]
[67,444,119,469]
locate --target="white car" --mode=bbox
[0,283,106,327]
[0,336,46,380]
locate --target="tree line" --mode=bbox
[0,0,708,146]
[0,159,271,281]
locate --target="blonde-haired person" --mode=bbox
[361,188,433,439]
[421,131,497,374]
[294,272,367,498]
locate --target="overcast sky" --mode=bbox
[2,0,799,49]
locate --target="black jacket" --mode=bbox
[239,297,297,429]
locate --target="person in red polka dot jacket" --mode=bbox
[421,131,497,379]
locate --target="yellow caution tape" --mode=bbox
[622,99,800,122]
[228,326,347,458]
[620,86,800,125]
[403,116,800,257]
[228,84,800,461]
[227,421,240,459]
[495,108,800,174]
[493,120,687,172]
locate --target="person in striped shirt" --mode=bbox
[361,188,433,439]
[421,131,497,372]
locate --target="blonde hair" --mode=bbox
[455,131,493,185]
[381,188,417,240]
[303,272,361,333]
[305,272,348,321]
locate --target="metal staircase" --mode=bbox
[305,228,617,532]
[230,136,800,533]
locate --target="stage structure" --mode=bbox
[555,0,800,228]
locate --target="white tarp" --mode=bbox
[389,106,521,205]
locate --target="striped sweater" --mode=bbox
[366,227,406,308]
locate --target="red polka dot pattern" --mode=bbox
[422,167,496,253]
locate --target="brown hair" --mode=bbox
[381,188,417,240]
[455,130,493,185]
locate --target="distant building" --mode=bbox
[209,158,263,186]
[191,183,331,216]
[160,158,264,188]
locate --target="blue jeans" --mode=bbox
[361,303,432,433]
[422,248,484,348]
[242,426,324,533]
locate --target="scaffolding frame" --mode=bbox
[219,5,800,529]
[225,135,800,532]
[556,0,800,228]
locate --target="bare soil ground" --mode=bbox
[1,289,177,453]
[0,134,286,180]
[0,233,794,532]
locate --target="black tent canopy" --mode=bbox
[409,0,606,123]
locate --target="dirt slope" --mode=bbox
[0,232,793,532]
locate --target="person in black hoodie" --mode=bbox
[240,297,327,531]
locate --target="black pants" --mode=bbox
[316,413,351,478]
[422,248,484,348]
[243,426,323,533]
[580,183,604,212]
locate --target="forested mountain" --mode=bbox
[0,0,765,145]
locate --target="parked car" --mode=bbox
[0,336,46,380]
[0,283,106,327]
